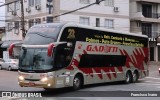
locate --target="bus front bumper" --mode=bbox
[18,78,55,88]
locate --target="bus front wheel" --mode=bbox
[73,75,83,90]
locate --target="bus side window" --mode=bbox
[54,44,72,69]
[59,27,76,67]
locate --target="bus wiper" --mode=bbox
[30,32,55,39]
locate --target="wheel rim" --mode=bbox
[74,77,80,88]
[126,74,130,82]
[0,66,1,70]
[133,73,138,82]
[8,67,11,71]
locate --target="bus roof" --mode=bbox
[32,22,148,38]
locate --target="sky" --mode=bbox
[0,0,5,27]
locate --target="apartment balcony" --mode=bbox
[132,0,160,3]
[130,12,160,23]
[143,13,160,19]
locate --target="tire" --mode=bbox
[8,66,12,71]
[0,65,2,70]
[125,71,132,84]
[132,71,139,83]
[73,75,82,90]
[44,88,54,91]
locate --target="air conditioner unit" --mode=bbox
[114,7,119,12]
[35,5,41,10]
[26,7,31,13]
[11,11,17,16]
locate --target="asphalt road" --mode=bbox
[0,62,160,100]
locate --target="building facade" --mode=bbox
[6,0,160,61]
[130,0,160,61]
[4,0,130,40]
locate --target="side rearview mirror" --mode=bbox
[47,43,55,57]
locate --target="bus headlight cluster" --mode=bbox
[18,76,24,81]
[40,77,48,82]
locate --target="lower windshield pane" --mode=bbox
[19,48,53,71]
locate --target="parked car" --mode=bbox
[0,59,19,71]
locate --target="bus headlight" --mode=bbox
[40,77,48,82]
[19,76,24,81]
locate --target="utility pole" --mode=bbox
[20,0,25,39]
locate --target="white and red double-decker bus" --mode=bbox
[9,23,149,90]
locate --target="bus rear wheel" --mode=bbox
[132,71,139,83]
[73,75,82,90]
[125,71,132,84]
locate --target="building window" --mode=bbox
[96,18,100,27]
[104,0,114,6]
[79,17,90,25]
[35,0,41,5]
[28,19,34,28]
[29,0,34,6]
[7,4,13,12]
[35,18,41,24]
[7,23,13,31]
[80,0,90,4]
[47,17,53,23]
[14,21,19,34]
[104,19,114,29]
[15,1,20,10]
[14,21,19,29]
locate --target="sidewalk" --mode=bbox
[149,61,160,66]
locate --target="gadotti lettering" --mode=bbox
[86,45,118,53]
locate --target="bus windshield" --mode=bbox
[19,48,53,72]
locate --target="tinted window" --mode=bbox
[61,27,148,47]
[54,44,72,69]
[78,54,126,67]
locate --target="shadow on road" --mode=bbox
[38,80,146,97]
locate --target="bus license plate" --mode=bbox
[28,82,35,86]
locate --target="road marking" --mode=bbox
[137,83,160,85]
[145,81,160,84]
[149,71,159,73]
[135,83,160,87]
[145,77,160,80]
